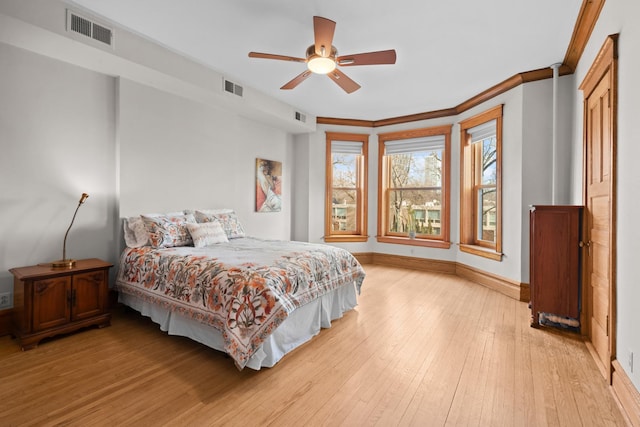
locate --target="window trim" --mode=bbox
[377,125,452,248]
[459,105,503,260]
[324,132,369,243]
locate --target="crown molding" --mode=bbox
[317,0,603,128]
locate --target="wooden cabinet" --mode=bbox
[529,205,583,329]
[10,258,113,350]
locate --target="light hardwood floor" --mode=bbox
[0,265,629,426]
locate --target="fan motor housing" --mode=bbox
[306,44,337,60]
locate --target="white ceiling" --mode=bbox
[67,0,583,121]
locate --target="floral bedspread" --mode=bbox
[116,237,365,369]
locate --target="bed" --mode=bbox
[116,209,365,370]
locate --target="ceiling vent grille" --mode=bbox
[66,10,114,47]
[224,79,243,97]
[295,112,307,123]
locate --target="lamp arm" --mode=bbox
[61,193,88,262]
[61,202,83,262]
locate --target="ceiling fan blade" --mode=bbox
[337,49,397,66]
[281,70,313,90]
[327,68,361,94]
[314,16,336,56]
[248,52,306,63]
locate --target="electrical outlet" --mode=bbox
[629,351,634,373]
[0,292,11,309]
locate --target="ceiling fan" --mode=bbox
[248,16,397,94]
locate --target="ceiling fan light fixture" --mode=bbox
[307,56,336,74]
[248,17,395,93]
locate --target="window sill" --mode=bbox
[376,236,451,249]
[324,235,369,243]
[459,244,503,261]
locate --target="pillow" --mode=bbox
[194,210,245,239]
[123,216,150,248]
[186,221,229,248]
[141,214,197,248]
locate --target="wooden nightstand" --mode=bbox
[10,258,113,350]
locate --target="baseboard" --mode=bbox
[351,252,374,265]
[370,253,456,274]
[456,263,529,302]
[352,251,528,301]
[612,359,640,426]
[108,289,119,309]
[0,309,12,336]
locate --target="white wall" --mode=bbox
[0,3,298,306]
[570,0,640,390]
[117,78,293,241]
[519,76,576,281]
[292,133,311,242]
[0,42,118,297]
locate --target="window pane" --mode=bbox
[388,189,442,236]
[477,187,497,242]
[481,138,497,185]
[332,153,357,188]
[332,189,357,231]
[389,150,442,188]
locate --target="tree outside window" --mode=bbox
[331,152,358,232]
[387,150,442,238]
[476,136,497,243]
[459,105,503,260]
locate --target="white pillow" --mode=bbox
[123,216,150,248]
[186,221,229,248]
[187,208,234,216]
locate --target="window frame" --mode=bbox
[459,105,503,260]
[377,125,452,248]
[324,132,369,243]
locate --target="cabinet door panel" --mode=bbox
[72,271,106,321]
[33,277,71,331]
[530,206,582,325]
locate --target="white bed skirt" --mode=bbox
[118,281,358,370]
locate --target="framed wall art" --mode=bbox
[256,158,282,212]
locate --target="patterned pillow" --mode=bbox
[186,221,229,248]
[194,210,245,239]
[141,214,196,248]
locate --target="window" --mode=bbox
[459,105,503,260]
[377,125,451,248]
[325,132,368,242]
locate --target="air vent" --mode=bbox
[294,112,307,123]
[66,10,113,48]
[224,79,243,97]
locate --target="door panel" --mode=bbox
[73,271,105,321]
[582,37,616,381]
[33,277,71,331]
